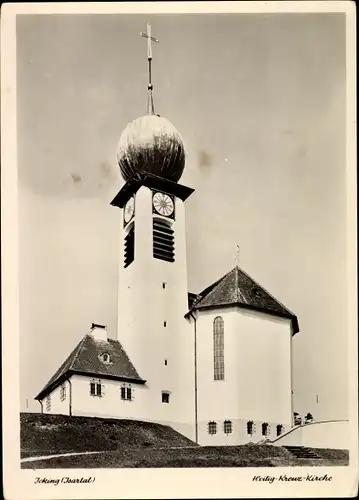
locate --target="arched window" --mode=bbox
[213,317,224,380]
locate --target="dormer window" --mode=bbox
[99,353,111,365]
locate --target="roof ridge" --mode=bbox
[194,267,236,308]
[68,334,89,371]
[238,267,295,316]
[235,266,248,304]
[234,265,239,302]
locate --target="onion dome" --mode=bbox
[117,23,186,183]
[117,114,185,183]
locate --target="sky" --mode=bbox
[16,12,348,420]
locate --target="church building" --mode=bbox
[35,24,300,446]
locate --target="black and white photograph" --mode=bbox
[1,2,357,499]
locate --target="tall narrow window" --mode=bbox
[46,395,51,412]
[262,422,269,436]
[213,317,224,380]
[276,424,283,436]
[124,223,135,268]
[60,383,66,402]
[247,421,254,435]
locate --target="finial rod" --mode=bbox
[140,22,159,115]
[235,245,240,267]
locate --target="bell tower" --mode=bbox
[110,24,195,440]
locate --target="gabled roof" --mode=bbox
[187,266,299,334]
[35,335,145,400]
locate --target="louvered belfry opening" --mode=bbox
[124,223,135,268]
[153,218,175,263]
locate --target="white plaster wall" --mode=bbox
[273,421,350,449]
[70,374,150,420]
[116,186,195,438]
[42,381,70,415]
[70,374,195,442]
[195,307,292,445]
[42,374,195,442]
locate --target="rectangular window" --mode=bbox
[208,421,217,435]
[162,392,170,403]
[247,421,254,435]
[90,382,102,397]
[60,384,66,402]
[262,422,269,436]
[223,420,232,434]
[276,424,283,436]
[121,386,132,401]
[46,395,51,412]
[164,321,167,327]
[164,359,168,366]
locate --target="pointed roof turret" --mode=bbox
[187,266,299,334]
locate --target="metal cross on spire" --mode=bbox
[140,22,159,115]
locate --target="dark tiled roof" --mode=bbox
[35,335,145,400]
[188,292,199,309]
[188,266,299,334]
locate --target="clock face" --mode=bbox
[124,197,135,224]
[153,192,174,217]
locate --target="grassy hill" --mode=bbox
[20,413,349,468]
[21,412,196,458]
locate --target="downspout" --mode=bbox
[38,400,43,414]
[290,324,294,427]
[189,312,198,444]
[68,378,72,417]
